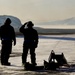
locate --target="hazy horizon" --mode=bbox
[0,0,75,24]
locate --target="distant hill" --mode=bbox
[39,17,75,25]
[34,27,75,34]
[0,16,75,34]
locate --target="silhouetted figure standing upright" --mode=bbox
[20,21,38,66]
[0,18,16,66]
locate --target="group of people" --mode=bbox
[0,18,39,66]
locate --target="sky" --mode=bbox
[0,0,75,24]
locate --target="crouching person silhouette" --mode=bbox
[0,18,16,66]
[19,21,38,66]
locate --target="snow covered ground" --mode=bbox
[0,34,75,75]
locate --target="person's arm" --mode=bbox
[19,22,27,33]
[12,28,16,46]
[0,27,1,39]
[13,37,16,46]
[35,31,39,48]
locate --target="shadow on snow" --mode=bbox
[39,35,75,41]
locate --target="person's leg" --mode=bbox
[1,41,12,65]
[1,43,7,65]
[22,46,29,64]
[1,46,9,65]
[4,53,10,65]
[5,42,12,65]
[30,47,36,65]
[1,52,5,65]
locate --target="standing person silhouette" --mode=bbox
[20,21,38,66]
[0,18,16,66]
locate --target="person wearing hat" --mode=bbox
[0,18,16,66]
[20,21,38,66]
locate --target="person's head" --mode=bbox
[4,18,11,25]
[27,21,34,28]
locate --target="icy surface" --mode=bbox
[0,34,75,74]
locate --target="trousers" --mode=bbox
[1,40,12,64]
[22,41,36,65]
